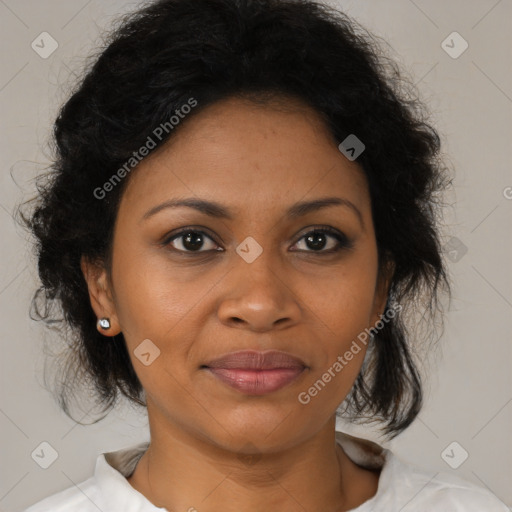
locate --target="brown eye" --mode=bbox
[291,227,353,253]
[165,229,221,253]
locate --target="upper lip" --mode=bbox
[203,350,307,370]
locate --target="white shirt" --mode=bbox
[23,431,509,511]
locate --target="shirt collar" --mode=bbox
[96,440,165,512]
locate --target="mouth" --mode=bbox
[201,350,308,395]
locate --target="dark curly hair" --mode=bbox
[19,0,452,438]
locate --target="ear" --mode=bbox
[369,258,395,328]
[80,255,121,337]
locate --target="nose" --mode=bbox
[217,249,301,332]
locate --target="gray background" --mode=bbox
[1,0,511,510]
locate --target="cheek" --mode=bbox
[305,250,379,335]
[299,245,378,388]
[110,253,197,405]
[299,285,374,411]
[111,239,204,339]
[110,239,213,397]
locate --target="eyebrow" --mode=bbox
[142,196,364,227]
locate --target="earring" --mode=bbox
[98,318,111,330]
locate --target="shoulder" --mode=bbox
[382,451,509,511]
[335,432,508,511]
[22,442,150,512]
[22,476,101,512]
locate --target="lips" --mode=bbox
[202,350,307,395]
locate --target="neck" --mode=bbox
[127,416,380,512]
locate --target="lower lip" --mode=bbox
[206,367,305,395]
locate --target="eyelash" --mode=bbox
[162,225,354,255]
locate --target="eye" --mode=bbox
[163,226,353,255]
[164,229,221,253]
[291,227,353,253]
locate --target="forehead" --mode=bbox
[119,96,371,220]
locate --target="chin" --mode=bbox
[204,408,311,452]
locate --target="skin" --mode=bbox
[81,95,394,512]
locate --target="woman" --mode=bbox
[21,0,507,510]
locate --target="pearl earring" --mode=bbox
[98,318,111,330]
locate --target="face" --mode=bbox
[83,96,392,454]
